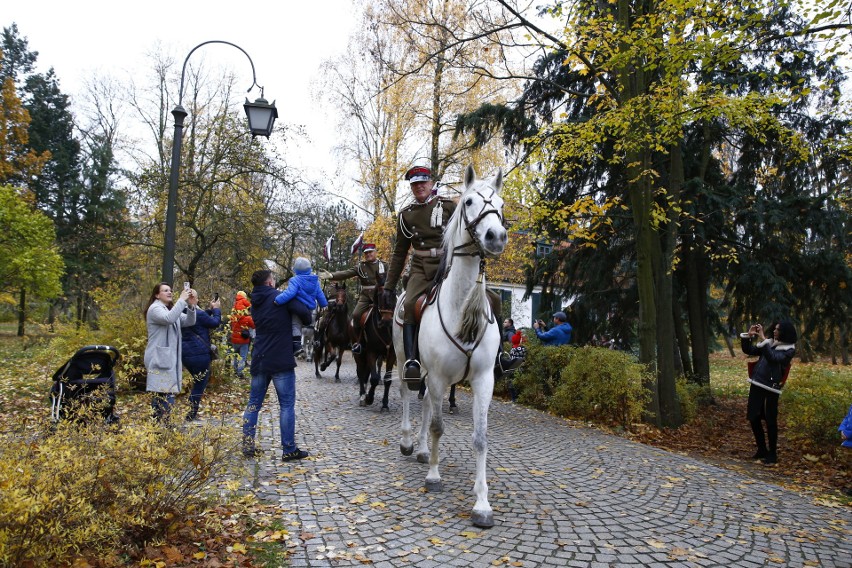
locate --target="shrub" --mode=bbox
[549,347,651,430]
[782,364,850,454]
[676,378,713,424]
[0,413,243,565]
[510,338,572,409]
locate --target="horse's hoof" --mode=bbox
[380,405,389,412]
[416,451,429,464]
[359,398,366,407]
[335,377,341,383]
[365,394,374,406]
[471,510,494,528]
[400,444,414,456]
[448,407,455,415]
[425,479,443,492]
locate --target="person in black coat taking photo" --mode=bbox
[740,321,797,466]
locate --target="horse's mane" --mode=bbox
[438,178,494,343]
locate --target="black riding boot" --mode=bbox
[402,323,421,390]
[351,323,363,354]
[495,350,524,378]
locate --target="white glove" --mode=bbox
[318,270,333,280]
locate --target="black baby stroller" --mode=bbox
[50,345,120,423]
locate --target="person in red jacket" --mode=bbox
[229,291,255,379]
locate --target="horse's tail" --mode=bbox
[457,279,488,343]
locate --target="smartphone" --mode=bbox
[183,281,190,291]
[213,292,219,301]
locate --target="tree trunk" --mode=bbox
[17,288,26,337]
[672,295,691,376]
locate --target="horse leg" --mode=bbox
[470,383,494,528]
[334,348,343,383]
[365,354,378,406]
[423,383,445,492]
[448,383,458,414]
[358,359,367,406]
[320,343,336,371]
[399,381,415,455]
[381,352,393,411]
[415,382,434,464]
[314,342,323,378]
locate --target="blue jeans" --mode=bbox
[151,393,175,420]
[184,359,211,415]
[233,343,249,375]
[242,370,297,453]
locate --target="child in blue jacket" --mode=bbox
[274,257,328,354]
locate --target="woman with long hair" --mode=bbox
[144,282,197,422]
[741,320,797,465]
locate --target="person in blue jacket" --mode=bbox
[533,311,572,346]
[840,404,852,496]
[243,269,313,461]
[274,257,328,355]
[840,404,852,449]
[180,295,222,421]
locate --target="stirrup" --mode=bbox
[403,359,421,390]
[351,343,362,354]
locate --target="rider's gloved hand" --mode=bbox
[318,270,333,280]
[382,288,396,307]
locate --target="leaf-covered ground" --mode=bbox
[627,352,852,498]
[1,332,849,566]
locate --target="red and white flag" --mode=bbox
[323,236,334,261]
[350,232,364,255]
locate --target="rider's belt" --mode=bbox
[413,247,444,258]
[361,285,376,291]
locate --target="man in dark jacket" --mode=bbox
[181,296,222,421]
[242,269,313,461]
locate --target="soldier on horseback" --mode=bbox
[318,242,386,355]
[383,166,457,390]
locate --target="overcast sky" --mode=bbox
[4,0,359,196]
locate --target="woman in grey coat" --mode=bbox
[144,282,197,421]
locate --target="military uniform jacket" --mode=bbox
[386,196,457,290]
[330,260,387,290]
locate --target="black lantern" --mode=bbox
[244,96,278,138]
[162,40,276,283]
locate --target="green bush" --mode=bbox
[676,378,713,424]
[549,347,651,429]
[0,413,243,565]
[510,339,573,409]
[782,365,851,454]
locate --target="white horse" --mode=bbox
[392,164,508,528]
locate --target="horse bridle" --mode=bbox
[434,184,503,381]
[449,185,505,282]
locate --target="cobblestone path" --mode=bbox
[243,359,851,567]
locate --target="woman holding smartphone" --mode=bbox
[740,321,797,465]
[144,282,197,422]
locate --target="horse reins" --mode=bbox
[433,186,502,381]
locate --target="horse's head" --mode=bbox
[331,283,347,312]
[455,164,508,258]
[374,276,395,327]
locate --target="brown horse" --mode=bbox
[315,283,350,383]
[353,278,396,411]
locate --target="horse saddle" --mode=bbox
[413,285,440,323]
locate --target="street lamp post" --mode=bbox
[161,40,278,283]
